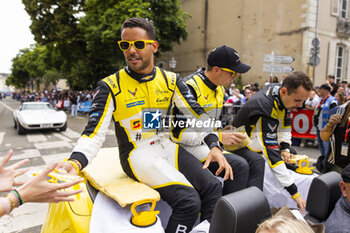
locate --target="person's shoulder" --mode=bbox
[254,85,275,100]
[182,73,196,83]
[182,68,204,82]
[102,71,120,82]
[248,86,275,112]
[99,72,121,94]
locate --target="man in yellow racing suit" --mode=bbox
[233,71,313,213]
[58,18,233,233]
[171,46,265,193]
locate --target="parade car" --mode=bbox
[40,147,339,233]
[13,102,67,134]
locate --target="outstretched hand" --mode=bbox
[18,162,83,203]
[0,149,29,192]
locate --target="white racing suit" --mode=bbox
[68,66,222,233]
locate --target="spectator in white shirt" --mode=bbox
[304,89,320,110]
[226,87,244,104]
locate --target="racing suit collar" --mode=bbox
[275,86,286,110]
[197,67,217,91]
[125,66,156,83]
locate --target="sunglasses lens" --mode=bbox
[120,42,130,50]
[134,41,146,50]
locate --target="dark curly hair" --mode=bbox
[121,17,156,40]
[282,71,313,94]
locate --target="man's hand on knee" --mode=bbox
[203,147,234,181]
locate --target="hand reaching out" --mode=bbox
[17,162,83,203]
[0,149,29,192]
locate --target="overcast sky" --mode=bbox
[0,0,35,74]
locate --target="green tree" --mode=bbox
[6,51,31,89]
[23,0,87,82]
[44,69,62,87]
[23,0,85,44]
[146,0,189,51]
[21,0,190,89]
[6,45,62,90]
[6,47,42,90]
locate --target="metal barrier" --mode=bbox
[221,104,241,127]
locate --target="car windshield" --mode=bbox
[22,103,54,111]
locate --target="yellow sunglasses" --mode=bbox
[220,67,236,77]
[118,40,155,51]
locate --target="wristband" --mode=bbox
[12,189,23,206]
[6,192,18,209]
[209,141,223,152]
[291,192,300,199]
[0,197,11,215]
[63,158,80,173]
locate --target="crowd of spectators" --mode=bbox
[225,82,260,107]
[10,89,96,117]
[222,76,283,123]
[224,75,286,110]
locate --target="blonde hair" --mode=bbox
[256,216,314,233]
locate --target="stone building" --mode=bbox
[157,0,350,86]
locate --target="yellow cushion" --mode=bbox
[83,147,160,207]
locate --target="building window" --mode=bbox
[340,0,349,18]
[335,45,345,82]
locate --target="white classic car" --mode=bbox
[13,102,67,134]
